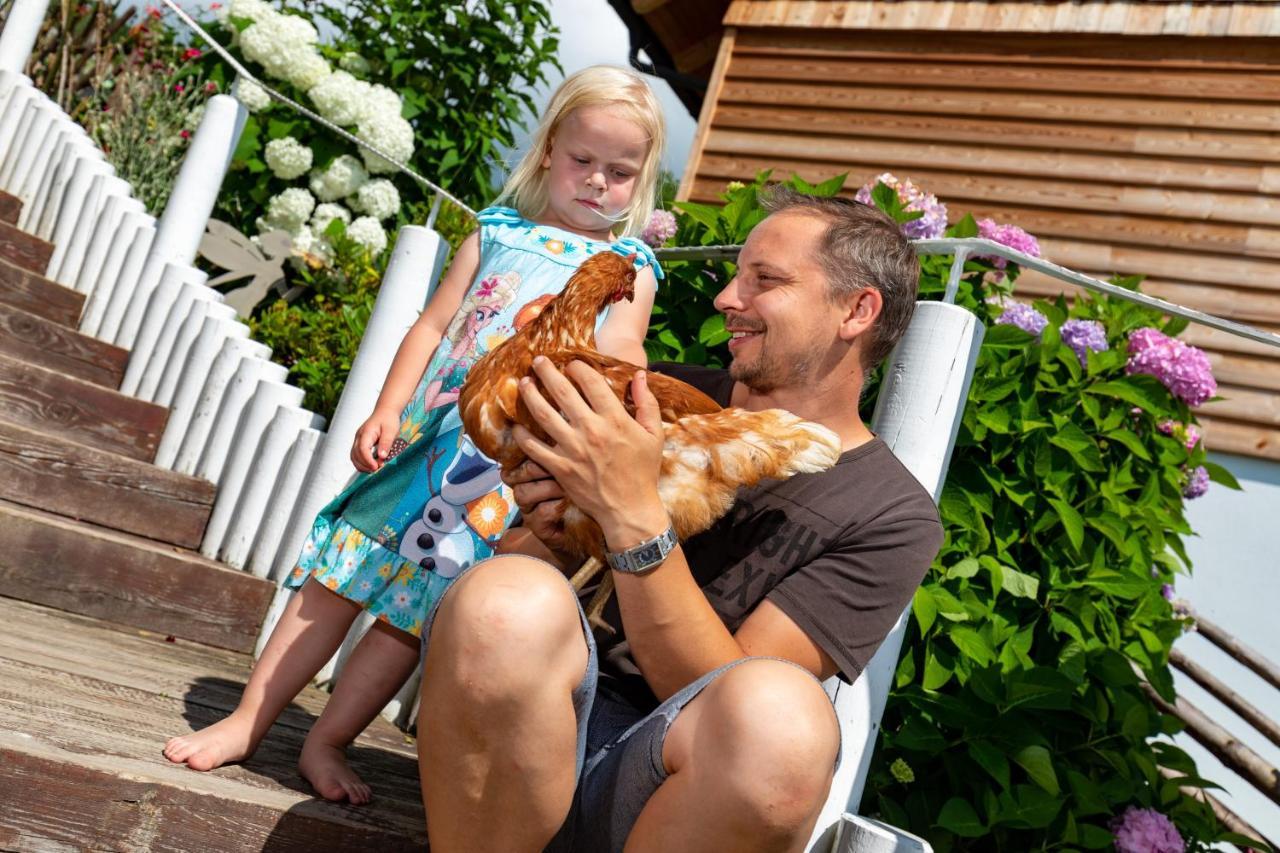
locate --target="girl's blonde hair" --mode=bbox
[498,65,666,239]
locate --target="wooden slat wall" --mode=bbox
[680,26,1280,461]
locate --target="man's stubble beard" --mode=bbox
[728,333,822,395]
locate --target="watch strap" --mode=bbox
[605,524,678,574]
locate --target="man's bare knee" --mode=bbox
[427,556,587,693]
[669,660,839,835]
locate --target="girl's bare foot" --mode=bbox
[163,714,259,771]
[299,739,373,804]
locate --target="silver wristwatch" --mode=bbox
[605,525,678,574]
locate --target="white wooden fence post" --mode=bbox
[0,76,37,165]
[35,136,103,241]
[78,210,153,336]
[253,427,323,581]
[193,358,290,484]
[137,281,220,402]
[173,336,272,475]
[806,301,983,853]
[114,94,247,349]
[153,315,250,468]
[53,172,132,291]
[199,380,306,560]
[0,0,50,76]
[18,123,82,230]
[72,194,145,295]
[0,95,51,190]
[121,262,209,395]
[220,406,326,570]
[152,300,238,408]
[25,125,92,236]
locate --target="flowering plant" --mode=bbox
[651,172,1255,852]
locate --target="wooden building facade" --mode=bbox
[666,0,1280,461]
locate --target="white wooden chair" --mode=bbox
[806,300,984,853]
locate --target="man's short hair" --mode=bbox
[760,186,920,368]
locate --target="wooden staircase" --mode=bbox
[0,192,427,851]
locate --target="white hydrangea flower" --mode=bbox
[338,51,370,75]
[356,84,404,124]
[347,216,388,254]
[275,13,319,46]
[356,114,415,174]
[307,71,369,127]
[352,179,400,221]
[227,0,272,24]
[263,187,316,233]
[233,77,271,112]
[311,202,352,234]
[309,155,368,202]
[289,224,333,265]
[264,137,314,180]
[286,51,331,91]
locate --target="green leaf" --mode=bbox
[1086,376,1172,416]
[1203,460,1242,490]
[1001,565,1040,600]
[1047,498,1085,551]
[696,313,729,346]
[983,323,1036,350]
[1005,667,1076,711]
[1049,422,1104,471]
[923,647,954,690]
[968,740,1011,790]
[1102,428,1151,462]
[1013,745,1060,796]
[951,626,996,666]
[912,586,937,634]
[947,557,980,580]
[937,797,986,837]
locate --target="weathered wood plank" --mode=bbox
[718,78,1280,131]
[711,104,1280,163]
[1016,272,1280,328]
[0,219,53,275]
[705,126,1275,194]
[729,52,1280,102]
[0,255,83,326]
[0,420,214,548]
[0,353,166,461]
[0,301,127,388]
[0,190,20,225]
[0,499,274,653]
[1195,415,1280,462]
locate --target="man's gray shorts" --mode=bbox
[420,556,814,853]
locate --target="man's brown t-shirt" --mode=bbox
[595,363,944,708]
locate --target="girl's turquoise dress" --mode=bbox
[284,206,663,636]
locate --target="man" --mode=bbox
[415,188,944,852]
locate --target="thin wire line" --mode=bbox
[158,0,477,219]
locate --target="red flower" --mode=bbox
[209,1,221,6]
[173,83,185,93]
[146,4,161,18]
[204,81,218,93]
[182,48,202,60]
[180,130,191,139]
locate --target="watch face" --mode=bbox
[636,543,662,566]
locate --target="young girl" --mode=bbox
[163,65,668,802]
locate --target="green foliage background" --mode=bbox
[650,174,1257,852]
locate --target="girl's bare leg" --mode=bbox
[163,578,361,771]
[298,618,421,803]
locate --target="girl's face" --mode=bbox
[539,105,649,239]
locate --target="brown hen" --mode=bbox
[458,252,841,621]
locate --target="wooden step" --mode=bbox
[0,218,53,274]
[0,420,213,548]
[0,353,165,462]
[0,255,83,326]
[0,597,426,852]
[0,301,126,388]
[0,190,20,225]
[0,499,273,653]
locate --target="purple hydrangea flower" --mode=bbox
[1126,328,1218,407]
[995,302,1049,337]
[1183,465,1210,500]
[640,209,677,248]
[1161,584,1175,601]
[855,172,948,239]
[1060,319,1108,366]
[1158,420,1202,451]
[1110,806,1185,853]
[976,218,1042,269]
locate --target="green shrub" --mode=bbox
[652,174,1257,852]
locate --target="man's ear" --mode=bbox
[838,287,882,343]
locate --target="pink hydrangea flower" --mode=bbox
[975,218,1041,269]
[641,209,677,248]
[1126,328,1217,407]
[855,172,947,240]
[1110,806,1185,853]
[1157,420,1201,451]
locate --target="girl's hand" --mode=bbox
[351,408,401,472]
[512,358,667,550]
